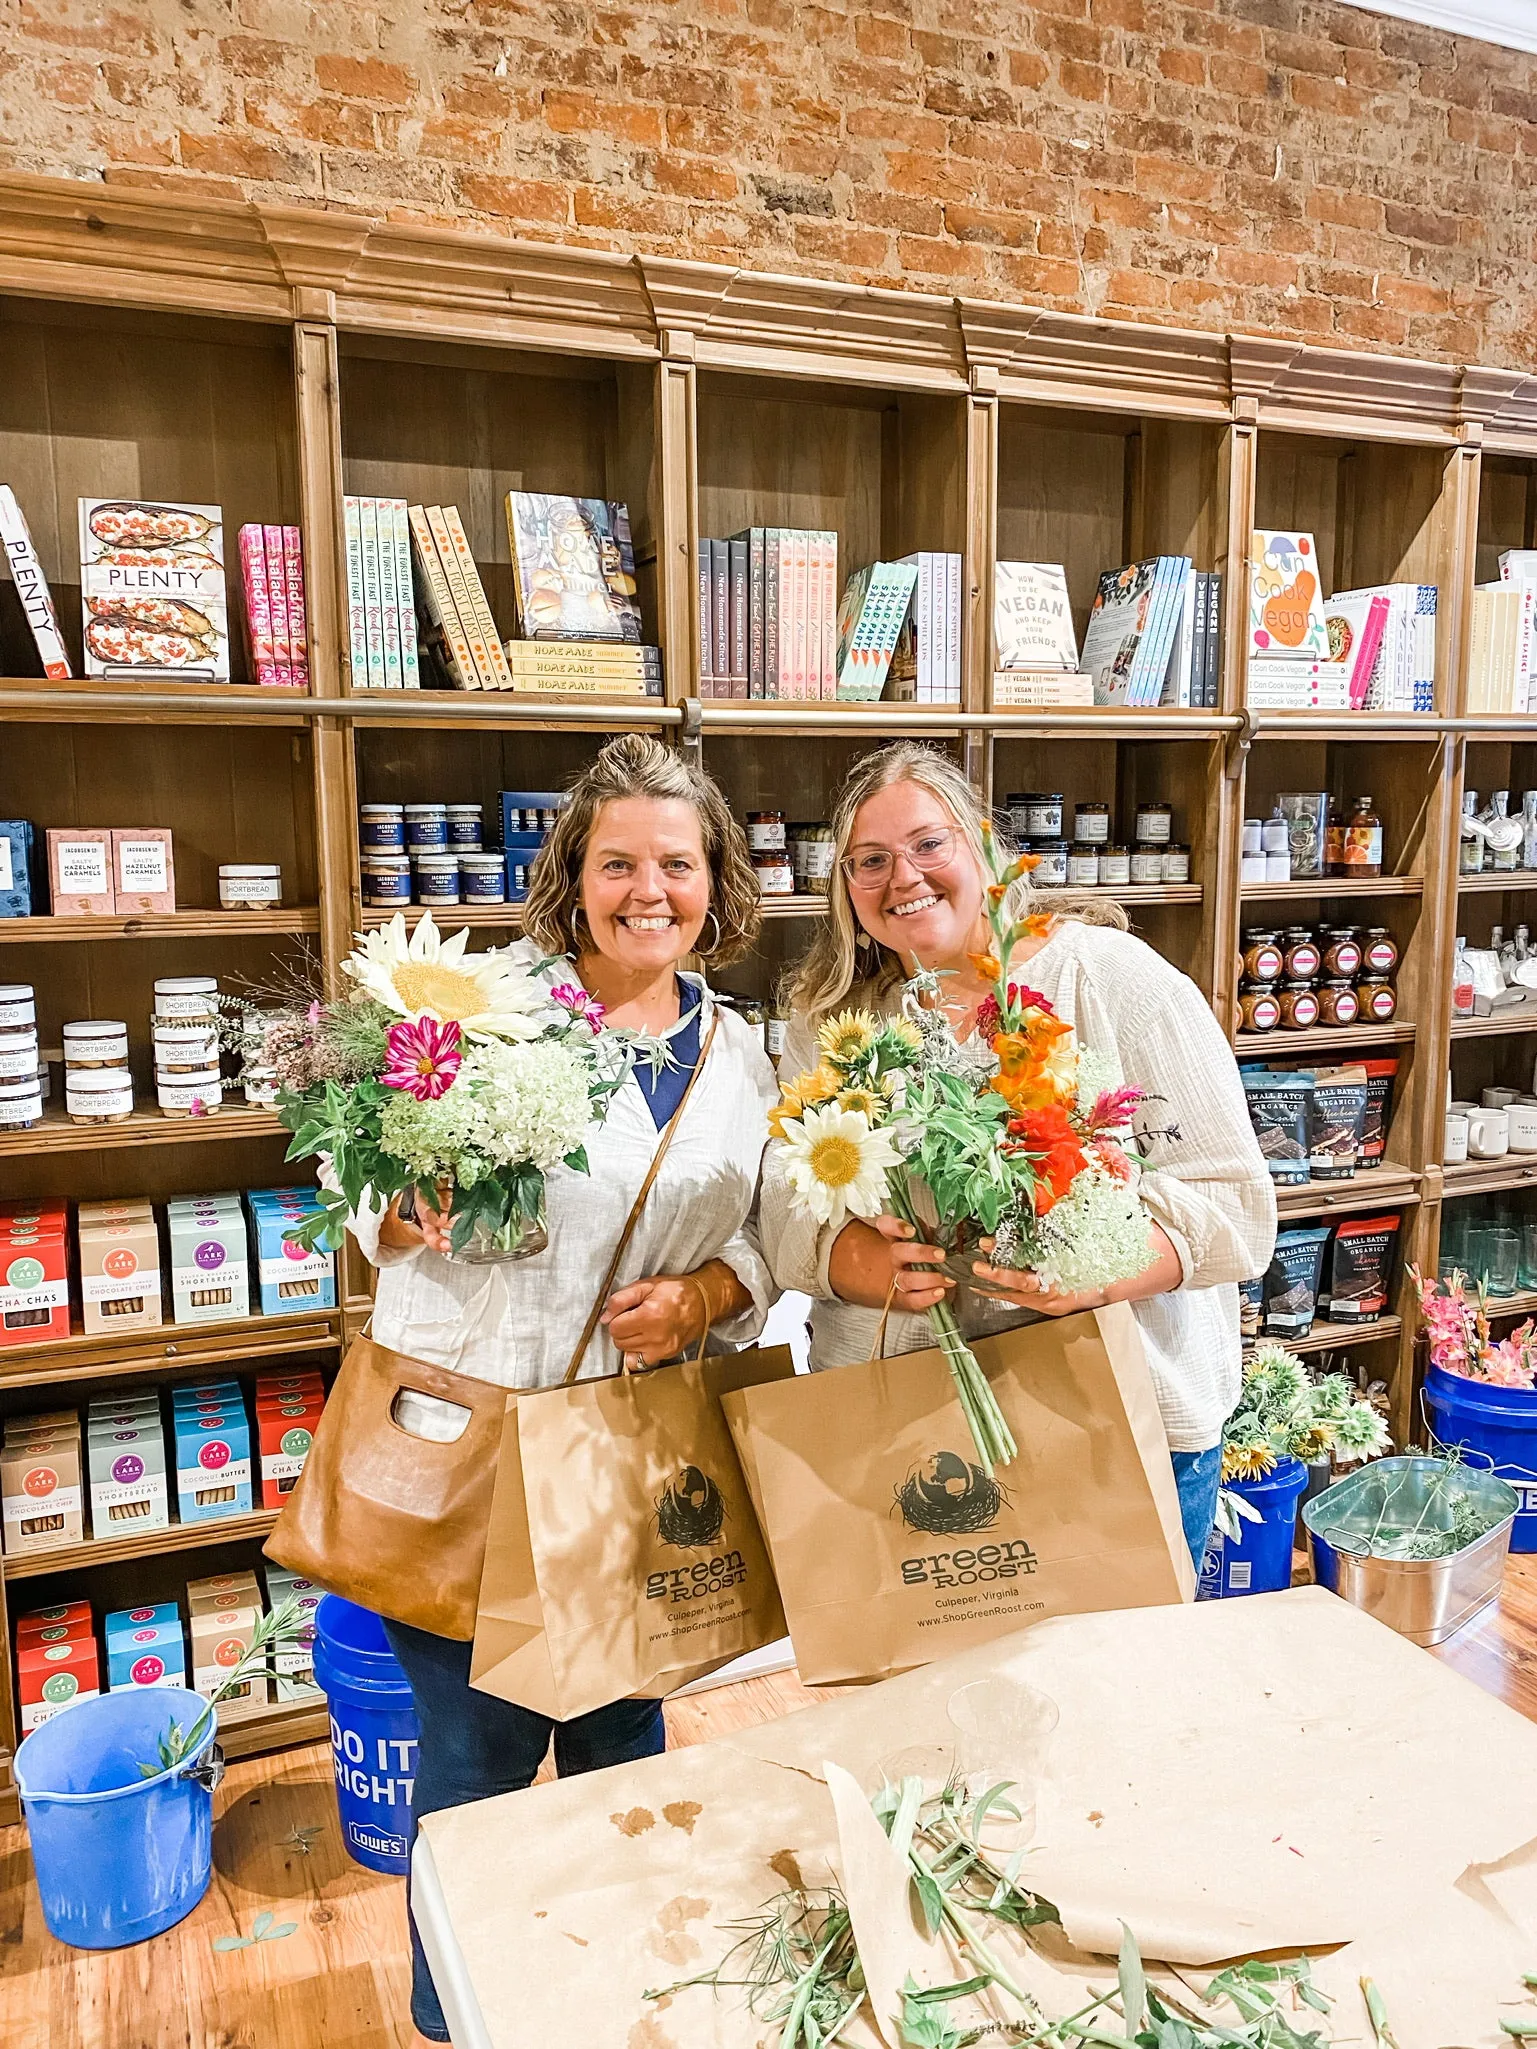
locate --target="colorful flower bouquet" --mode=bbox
[771,826,1162,1471]
[1413,1265,1537,1389]
[265,914,625,1260]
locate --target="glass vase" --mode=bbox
[452,1202,548,1265]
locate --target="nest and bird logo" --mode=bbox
[653,1464,727,1549]
[894,1450,1006,1535]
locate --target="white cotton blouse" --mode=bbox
[342,944,780,1391]
[758,919,1279,1453]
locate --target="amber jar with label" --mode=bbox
[1328,797,1383,877]
[1362,926,1399,976]
[1319,926,1364,979]
[1317,979,1360,1026]
[1240,929,1285,982]
[1279,981,1321,1029]
[1282,928,1321,981]
[1356,974,1398,1022]
[1238,982,1281,1033]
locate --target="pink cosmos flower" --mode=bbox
[551,983,606,1035]
[382,1016,462,1101]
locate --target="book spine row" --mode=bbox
[343,496,421,690]
[901,553,963,704]
[237,523,309,688]
[698,527,840,699]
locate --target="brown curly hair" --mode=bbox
[521,733,761,969]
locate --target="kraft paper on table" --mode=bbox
[425,1588,1537,2048]
[469,1346,793,1721]
[721,1303,1195,1690]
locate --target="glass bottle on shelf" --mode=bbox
[1331,795,1383,878]
[1500,930,1518,983]
[1452,937,1475,1018]
[1518,925,1532,969]
[1524,791,1537,871]
[1489,789,1523,873]
[1462,791,1485,875]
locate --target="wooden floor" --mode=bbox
[2,1565,1535,2049]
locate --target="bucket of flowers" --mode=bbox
[260,913,626,1262]
[771,825,1163,1473]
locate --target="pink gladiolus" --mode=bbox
[382,1016,462,1101]
[551,983,606,1035]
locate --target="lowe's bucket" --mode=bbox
[1423,1365,1537,1552]
[14,1686,220,1949]
[312,1595,419,1875]
[1198,1457,1308,1598]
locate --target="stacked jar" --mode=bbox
[153,977,223,1117]
[1236,923,1400,1035]
[0,984,42,1131]
[1005,793,1187,889]
[63,1018,133,1126]
[361,801,504,908]
[746,811,794,897]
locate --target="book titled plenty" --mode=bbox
[79,498,230,682]
[0,485,70,679]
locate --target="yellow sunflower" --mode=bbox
[1221,1442,1276,1484]
[818,1008,880,1066]
[837,1085,883,1120]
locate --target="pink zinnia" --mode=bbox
[551,982,606,1035]
[382,1016,462,1100]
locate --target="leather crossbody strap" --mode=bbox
[562,1009,720,1386]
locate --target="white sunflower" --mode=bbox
[344,912,546,1041]
[778,1102,901,1231]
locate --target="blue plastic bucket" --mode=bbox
[1424,1365,1537,1552]
[14,1685,216,1949]
[1198,1457,1308,1598]
[312,1596,420,1875]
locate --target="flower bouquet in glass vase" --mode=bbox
[266,913,625,1262]
[770,825,1165,1472]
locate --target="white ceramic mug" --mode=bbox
[1444,1112,1470,1164]
[1510,1100,1537,1154]
[1468,1105,1511,1159]
[1483,1086,1521,1109]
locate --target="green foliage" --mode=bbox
[140,1599,310,1780]
[213,1909,298,1952]
[644,1888,863,2049]
[901,1072,1035,1234]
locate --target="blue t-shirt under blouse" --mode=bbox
[631,980,702,1129]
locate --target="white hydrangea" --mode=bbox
[465,1037,596,1171]
[1025,1165,1154,1295]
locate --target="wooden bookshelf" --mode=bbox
[1,168,1536,1809]
[3,1508,281,1582]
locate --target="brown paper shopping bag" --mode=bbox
[470,1346,794,1720]
[721,1305,1194,1688]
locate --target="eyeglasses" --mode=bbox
[841,825,963,890]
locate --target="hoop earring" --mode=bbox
[695,909,722,958]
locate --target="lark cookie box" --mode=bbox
[255,1386,323,1509]
[264,1563,322,1699]
[0,1202,70,1348]
[248,1198,335,1316]
[172,1404,252,1524]
[168,1200,250,1324]
[17,1628,101,1731]
[77,1213,163,1337]
[105,1604,186,1692]
[0,1431,82,1556]
[86,1418,169,1538]
[187,1572,267,1722]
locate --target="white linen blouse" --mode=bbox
[758,918,1278,1453]
[343,944,780,1390]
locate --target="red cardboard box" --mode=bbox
[17,1629,100,1730]
[257,1392,322,1508]
[16,1598,93,1643]
[0,1221,70,1348]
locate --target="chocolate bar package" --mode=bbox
[1262,1224,1331,1338]
[1359,1058,1399,1171]
[1327,1213,1401,1326]
[1306,1065,1369,1181]
[1242,1068,1312,1185]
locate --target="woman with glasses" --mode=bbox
[759,742,1275,1567]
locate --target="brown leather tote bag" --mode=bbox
[264,1335,508,1639]
[265,1013,719,1640]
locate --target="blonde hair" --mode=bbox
[785,741,1126,1020]
[522,733,761,969]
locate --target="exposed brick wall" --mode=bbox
[1,0,1534,369]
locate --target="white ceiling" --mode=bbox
[1334,0,1537,52]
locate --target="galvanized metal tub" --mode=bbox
[1302,1456,1519,1648]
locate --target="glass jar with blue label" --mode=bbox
[459,853,506,903]
[359,804,406,853]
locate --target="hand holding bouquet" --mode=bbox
[262,914,625,1259]
[771,825,1164,1471]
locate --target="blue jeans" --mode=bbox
[382,1617,666,2042]
[1170,1446,1222,1569]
